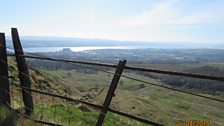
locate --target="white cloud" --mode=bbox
[123,0,178,26]
[122,0,224,27]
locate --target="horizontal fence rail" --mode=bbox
[7,54,224,82]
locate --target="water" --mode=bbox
[23,46,149,53]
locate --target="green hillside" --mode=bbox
[1,58,224,126]
[1,59,148,126]
[41,68,224,126]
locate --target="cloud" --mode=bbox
[123,0,177,26]
[122,0,224,27]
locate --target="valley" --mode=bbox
[23,48,224,125]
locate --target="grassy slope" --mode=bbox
[41,69,224,126]
[1,59,148,126]
[1,58,223,125]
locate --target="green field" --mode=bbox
[39,69,224,126]
[1,58,223,125]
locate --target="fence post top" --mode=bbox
[0,32,5,35]
[11,27,17,30]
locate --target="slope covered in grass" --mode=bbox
[1,58,223,125]
[2,59,149,126]
[41,69,224,126]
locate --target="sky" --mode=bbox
[0,0,224,43]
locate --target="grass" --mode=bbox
[0,105,11,122]
[17,103,148,126]
[5,58,224,125]
[0,105,16,126]
[40,69,224,126]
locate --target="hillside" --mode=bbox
[1,58,224,125]
[1,59,149,126]
[8,58,78,96]
[41,68,224,126]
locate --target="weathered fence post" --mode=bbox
[96,60,126,126]
[0,33,10,106]
[11,28,34,116]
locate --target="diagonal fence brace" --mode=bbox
[96,60,126,126]
[11,28,34,116]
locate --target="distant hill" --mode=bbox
[184,66,224,76]
[159,66,224,94]
[5,36,224,49]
